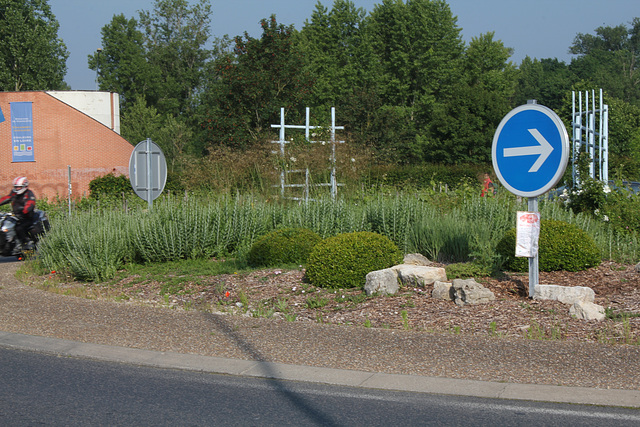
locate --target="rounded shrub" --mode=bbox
[305,231,404,289]
[496,220,601,272]
[246,228,322,267]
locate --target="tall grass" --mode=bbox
[35,191,640,282]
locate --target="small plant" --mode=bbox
[237,289,249,312]
[305,295,329,309]
[489,321,498,336]
[284,313,297,322]
[275,298,289,313]
[446,262,490,279]
[364,317,372,328]
[524,321,546,340]
[401,310,409,330]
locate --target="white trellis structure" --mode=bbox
[271,107,344,201]
[572,89,609,186]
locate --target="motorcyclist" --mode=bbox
[0,177,36,254]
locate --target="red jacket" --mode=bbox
[0,189,36,218]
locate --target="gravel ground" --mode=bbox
[1,258,639,391]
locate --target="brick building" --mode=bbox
[0,91,132,201]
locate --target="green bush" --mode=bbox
[89,173,133,198]
[246,227,321,267]
[305,231,403,289]
[496,220,601,272]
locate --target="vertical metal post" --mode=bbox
[146,138,152,210]
[305,107,310,140]
[528,197,539,298]
[571,91,575,185]
[280,108,285,197]
[67,165,72,216]
[330,107,337,200]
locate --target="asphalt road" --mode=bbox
[2,346,640,426]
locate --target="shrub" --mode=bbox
[305,231,403,289]
[496,220,601,272]
[246,228,321,267]
[88,173,133,199]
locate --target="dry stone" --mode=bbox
[533,284,595,305]
[570,301,606,321]
[392,265,447,288]
[403,253,433,266]
[452,278,495,306]
[364,268,399,296]
[432,281,454,301]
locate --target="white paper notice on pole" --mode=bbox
[516,211,540,258]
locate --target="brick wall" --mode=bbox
[0,91,132,201]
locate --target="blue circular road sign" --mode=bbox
[492,104,569,197]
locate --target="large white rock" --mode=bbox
[570,301,606,321]
[392,265,447,288]
[403,253,433,266]
[533,284,595,305]
[364,268,399,296]
[452,278,495,306]
[432,281,454,301]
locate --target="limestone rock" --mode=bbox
[533,284,595,305]
[570,301,606,321]
[392,265,447,288]
[452,278,495,306]
[403,253,433,266]
[432,281,454,301]
[364,268,399,296]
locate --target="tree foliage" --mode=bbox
[79,0,640,182]
[89,0,212,117]
[569,18,640,105]
[200,15,313,149]
[0,0,69,91]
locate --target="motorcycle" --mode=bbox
[0,210,50,258]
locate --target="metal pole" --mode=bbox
[280,108,285,197]
[146,138,152,210]
[330,107,337,200]
[528,197,539,298]
[67,165,72,216]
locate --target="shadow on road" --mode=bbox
[202,311,343,426]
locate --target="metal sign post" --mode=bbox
[129,139,167,210]
[492,101,569,297]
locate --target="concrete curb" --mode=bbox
[1,331,638,408]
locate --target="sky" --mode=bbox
[48,0,639,91]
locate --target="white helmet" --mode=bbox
[13,176,28,195]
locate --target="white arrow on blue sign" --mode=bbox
[492,104,569,198]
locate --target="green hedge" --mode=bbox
[246,227,321,267]
[496,220,601,272]
[305,231,403,289]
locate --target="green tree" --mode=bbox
[120,95,163,145]
[297,0,377,110]
[425,32,517,163]
[138,0,212,116]
[514,57,574,111]
[200,15,313,149]
[569,18,640,105]
[365,0,465,162]
[88,14,149,111]
[89,0,212,117]
[0,0,69,91]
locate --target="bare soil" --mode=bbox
[36,261,640,346]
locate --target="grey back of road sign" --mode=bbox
[129,139,167,206]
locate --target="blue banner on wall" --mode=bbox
[11,102,34,162]
[0,105,5,124]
